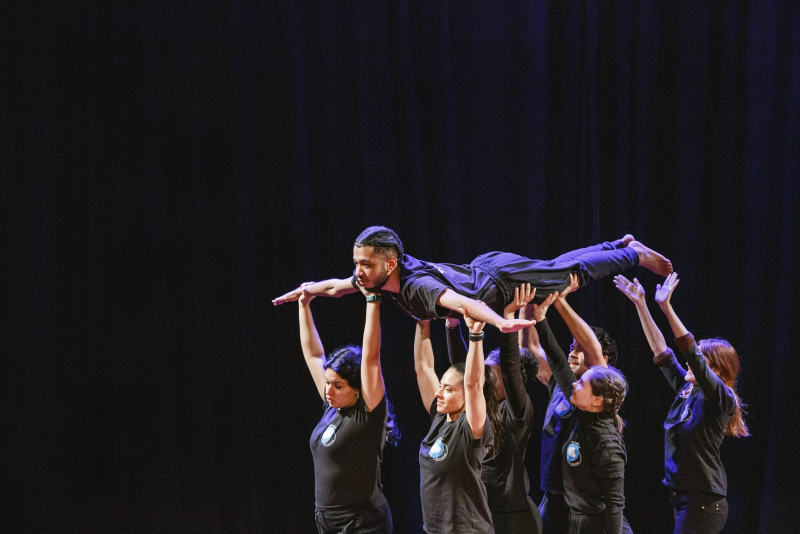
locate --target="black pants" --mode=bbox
[539,492,569,534]
[669,489,728,534]
[314,495,393,534]
[491,501,544,534]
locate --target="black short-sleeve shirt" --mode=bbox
[540,376,578,493]
[310,396,388,507]
[419,400,494,533]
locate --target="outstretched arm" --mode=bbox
[463,306,487,439]
[520,292,558,385]
[552,274,605,368]
[357,284,385,412]
[445,317,468,365]
[437,289,535,333]
[297,289,327,399]
[414,320,440,411]
[501,285,537,416]
[614,275,667,356]
[655,273,688,339]
[273,277,359,306]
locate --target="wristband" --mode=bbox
[468,332,485,342]
[365,295,382,303]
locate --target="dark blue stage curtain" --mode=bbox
[1,1,798,533]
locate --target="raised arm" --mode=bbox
[614,275,667,355]
[445,317,468,365]
[655,273,688,339]
[414,320,440,411]
[357,284,385,412]
[273,277,359,306]
[519,292,558,385]
[297,288,327,399]
[500,284,537,416]
[656,274,722,397]
[437,289,535,333]
[553,274,605,368]
[463,306,488,439]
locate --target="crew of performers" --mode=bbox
[282,226,748,534]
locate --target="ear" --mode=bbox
[385,255,398,274]
[592,395,603,409]
[603,355,609,365]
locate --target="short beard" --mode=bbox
[365,266,390,291]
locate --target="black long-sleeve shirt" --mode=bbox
[538,319,626,533]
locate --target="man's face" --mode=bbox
[353,246,391,291]
[568,339,590,377]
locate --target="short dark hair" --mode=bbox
[591,326,618,366]
[354,226,404,259]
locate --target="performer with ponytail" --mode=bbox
[615,273,749,534]
[445,284,544,534]
[520,274,633,534]
[527,274,632,534]
[298,282,396,533]
[414,302,504,533]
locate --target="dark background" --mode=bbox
[2,1,799,532]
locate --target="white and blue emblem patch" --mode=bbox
[566,441,582,466]
[429,437,448,461]
[321,424,337,447]
[556,400,573,419]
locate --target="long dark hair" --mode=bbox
[325,345,400,446]
[450,362,505,457]
[485,347,540,386]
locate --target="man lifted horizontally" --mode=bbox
[272,226,672,333]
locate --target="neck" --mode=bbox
[446,406,465,422]
[381,268,401,293]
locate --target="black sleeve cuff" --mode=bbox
[675,332,696,353]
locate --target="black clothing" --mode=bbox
[310,396,389,507]
[314,494,393,534]
[669,488,728,534]
[562,411,627,534]
[358,241,637,320]
[492,504,544,534]
[445,327,539,514]
[419,399,494,534]
[542,319,628,534]
[535,319,577,495]
[655,334,736,497]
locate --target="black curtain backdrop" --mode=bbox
[2,2,799,533]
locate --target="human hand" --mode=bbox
[272,285,304,306]
[614,275,645,306]
[445,317,461,329]
[503,284,536,317]
[655,272,680,309]
[298,282,316,305]
[355,279,380,299]
[531,291,558,322]
[559,273,580,300]
[463,301,488,333]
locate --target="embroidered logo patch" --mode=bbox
[556,400,573,419]
[566,441,582,466]
[321,424,337,447]
[429,437,448,461]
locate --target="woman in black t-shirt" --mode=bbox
[445,284,544,534]
[299,282,395,534]
[414,303,506,534]
[615,273,749,534]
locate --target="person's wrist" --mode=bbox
[468,331,485,342]
[365,295,382,303]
